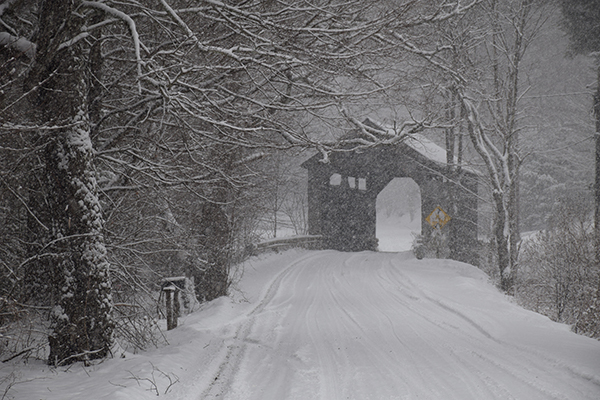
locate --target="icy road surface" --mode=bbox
[196,251,600,400]
[5,250,600,400]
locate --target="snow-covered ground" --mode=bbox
[377,213,420,252]
[3,247,600,399]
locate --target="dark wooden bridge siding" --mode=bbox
[302,136,479,265]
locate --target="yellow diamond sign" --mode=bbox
[426,206,451,228]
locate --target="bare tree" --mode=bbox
[560,0,600,269]
[383,0,548,291]
[0,0,493,363]
[22,0,113,365]
[460,0,549,291]
[2,0,389,362]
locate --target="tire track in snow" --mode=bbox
[342,255,490,399]
[197,251,332,400]
[384,255,600,399]
[198,251,600,400]
[300,252,599,399]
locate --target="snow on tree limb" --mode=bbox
[82,1,143,93]
[0,32,36,59]
[57,32,90,52]
[0,0,16,17]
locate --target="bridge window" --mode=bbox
[329,173,342,186]
[329,174,367,190]
[358,178,367,191]
[348,176,356,189]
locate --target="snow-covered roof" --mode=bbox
[363,118,479,175]
[363,118,447,165]
[401,132,449,165]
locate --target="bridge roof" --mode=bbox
[302,118,479,178]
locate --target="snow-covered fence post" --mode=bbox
[162,277,188,330]
[163,285,177,331]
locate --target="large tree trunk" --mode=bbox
[28,0,113,365]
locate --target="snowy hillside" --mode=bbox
[3,249,600,399]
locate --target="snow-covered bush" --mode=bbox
[516,201,599,338]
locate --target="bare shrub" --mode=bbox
[0,305,50,363]
[516,200,599,338]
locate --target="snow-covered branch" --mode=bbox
[82,1,143,92]
[0,32,35,58]
[0,0,16,17]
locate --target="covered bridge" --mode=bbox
[301,119,480,265]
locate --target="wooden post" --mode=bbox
[164,285,177,330]
[174,289,180,319]
[162,276,187,330]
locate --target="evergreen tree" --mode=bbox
[560,0,600,266]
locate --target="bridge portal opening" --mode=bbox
[376,177,421,252]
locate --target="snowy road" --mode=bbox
[8,250,600,399]
[196,251,600,400]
